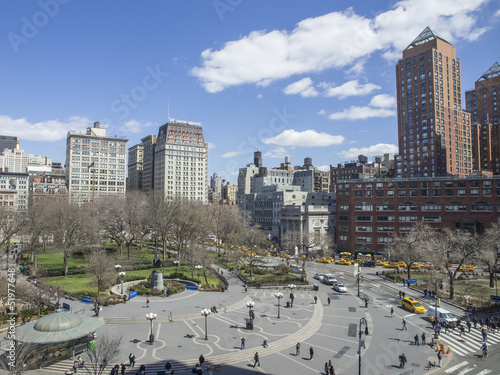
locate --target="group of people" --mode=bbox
[324,359,335,374]
[423,289,437,299]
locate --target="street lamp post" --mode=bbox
[119,271,126,294]
[357,272,360,297]
[201,308,210,340]
[288,284,296,307]
[433,279,443,340]
[145,312,157,345]
[195,265,203,283]
[358,317,368,375]
[274,292,283,318]
[173,260,179,273]
[247,300,255,329]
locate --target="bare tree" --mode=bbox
[147,192,179,259]
[171,201,206,266]
[96,197,126,257]
[481,223,500,288]
[431,228,481,300]
[0,207,25,269]
[49,199,90,276]
[206,204,241,254]
[85,249,117,300]
[0,340,38,375]
[389,222,433,280]
[24,199,51,274]
[82,334,122,375]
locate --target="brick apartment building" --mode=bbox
[336,176,500,255]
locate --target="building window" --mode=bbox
[356,226,372,232]
[356,216,372,222]
[339,203,349,211]
[483,189,492,195]
[377,216,395,222]
[423,217,441,222]
[399,216,418,222]
[470,189,479,196]
[445,202,467,211]
[339,235,348,242]
[457,189,466,196]
[339,225,349,231]
[471,202,492,211]
[398,202,418,211]
[377,203,395,211]
[378,237,394,244]
[356,237,372,244]
[339,216,349,221]
[377,226,394,232]
[422,202,441,211]
[355,202,373,211]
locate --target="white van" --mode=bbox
[427,306,459,326]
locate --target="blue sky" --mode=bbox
[1,0,499,183]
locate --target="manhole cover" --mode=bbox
[349,307,356,312]
[411,363,420,367]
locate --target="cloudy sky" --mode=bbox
[1,0,499,182]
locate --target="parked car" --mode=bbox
[333,283,347,293]
[352,259,363,264]
[385,262,400,268]
[401,297,426,314]
[314,273,325,280]
[375,260,387,267]
[362,260,376,267]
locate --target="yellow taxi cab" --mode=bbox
[401,297,426,314]
[335,259,352,265]
[459,265,475,272]
[410,263,421,269]
[352,259,363,264]
[375,260,387,267]
[397,262,407,268]
[384,262,400,268]
[420,263,433,269]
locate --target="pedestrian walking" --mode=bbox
[421,332,426,345]
[390,306,394,317]
[163,289,166,298]
[324,362,329,374]
[402,291,406,298]
[309,346,314,360]
[473,316,477,329]
[146,298,149,308]
[165,361,172,371]
[399,353,407,369]
[364,298,368,308]
[414,334,419,346]
[199,354,205,367]
[240,337,246,350]
[460,325,465,336]
[295,342,300,356]
[402,318,407,330]
[327,297,331,306]
[166,288,171,297]
[314,295,318,304]
[253,352,260,367]
[399,290,402,298]
[467,320,471,333]
[437,351,442,367]
[482,329,487,342]
[481,342,488,359]
[129,353,135,368]
[329,364,335,375]
[121,363,126,375]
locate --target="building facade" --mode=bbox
[336,176,500,254]
[0,172,29,212]
[0,135,18,153]
[465,62,500,174]
[0,147,52,173]
[66,122,128,204]
[127,143,143,191]
[153,121,208,202]
[396,27,472,178]
[28,165,67,204]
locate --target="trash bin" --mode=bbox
[286,301,290,308]
[246,320,253,330]
[313,284,319,291]
[149,333,155,344]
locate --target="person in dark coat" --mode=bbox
[309,346,314,360]
[253,352,260,367]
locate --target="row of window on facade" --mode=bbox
[339,201,495,212]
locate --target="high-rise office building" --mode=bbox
[465,62,500,174]
[153,120,208,202]
[0,135,18,153]
[127,143,143,191]
[66,122,128,204]
[396,27,472,177]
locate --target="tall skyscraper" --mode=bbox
[127,143,143,191]
[465,62,500,174]
[66,122,128,204]
[153,120,208,202]
[396,27,472,177]
[0,135,18,153]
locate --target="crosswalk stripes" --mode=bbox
[444,361,494,375]
[438,327,500,357]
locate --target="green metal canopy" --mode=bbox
[16,309,103,344]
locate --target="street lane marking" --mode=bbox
[403,313,415,318]
[475,370,492,375]
[456,366,477,375]
[445,361,468,373]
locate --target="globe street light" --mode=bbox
[195,265,203,283]
[274,292,283,318]
[173,260,179,273]
[201,308,210,340]
[358,317,368,375]
[145,312,157,345]
[433,279,443,340]
[119,271,126,294]
[288,284,296,307]
[246,300,255,329]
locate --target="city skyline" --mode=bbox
[1,0,499,183]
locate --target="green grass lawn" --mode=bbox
[35,251,87,269]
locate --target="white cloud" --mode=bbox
[316,165,331,172]
[283,77,318,97]
[0,114,92,141]
[221,151,240,158]
[119,119,152,134]
[320,80,380,99]
[207,142,216,150]
[369,94,397,108]
[263,129,344,147]
[263,147,288,158]
[338,143,398,159]
[328,106,396,120]
[317,109,327,116]
[257,94,263,99]
[494,9,500,18]
[191,0,488,92]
